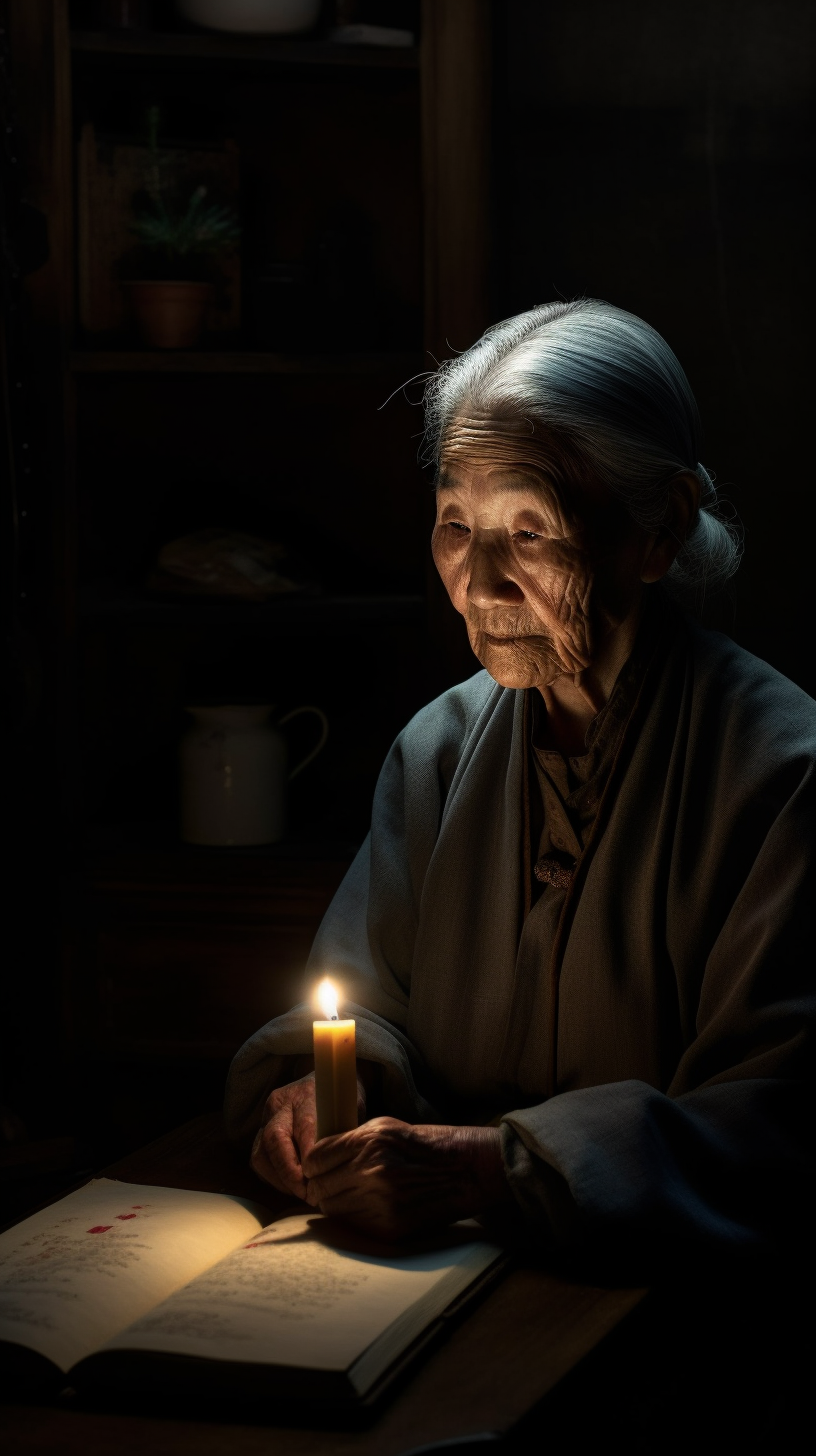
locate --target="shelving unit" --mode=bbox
[69,348,423,373]
[9,0,490,1154]
[80,591,426,628]
[70,28,420,69]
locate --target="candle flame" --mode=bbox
[316,978,339,1020]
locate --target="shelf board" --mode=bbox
[70,29,419,70]
[70,349,424,376]
[74,823,360,871]
[80,592,426,630]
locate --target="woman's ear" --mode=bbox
[640,471,702,584]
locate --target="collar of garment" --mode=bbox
[527,589,676,879]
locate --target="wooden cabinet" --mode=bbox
[66,850,350,1060]
[7,0,490,1152]
[63,845,349,1150]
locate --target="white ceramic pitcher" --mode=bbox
[180,703,328,846]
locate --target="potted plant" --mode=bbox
[125,111,240,350]
[175,1,321,33]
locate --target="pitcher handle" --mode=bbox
[278,705,329,781]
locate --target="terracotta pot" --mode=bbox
[125,281,213,350]
[97,0,152,25]
[176,0,321,33]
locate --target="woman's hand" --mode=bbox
[251,1073,367,1200]
[301,1118,509,1240]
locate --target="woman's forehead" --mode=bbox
[439,414,560,489]
[437,414,616,516]
[436,466,553,502]
[442,410,532,439]
[441,412,539,457]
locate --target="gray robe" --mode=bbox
[226,611,816,1263]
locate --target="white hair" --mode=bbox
[424,299,742,604]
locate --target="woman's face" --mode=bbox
[431,414,655,691]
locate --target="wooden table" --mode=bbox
[0,1114,645,1455]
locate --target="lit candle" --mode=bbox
[313,978,357,1142]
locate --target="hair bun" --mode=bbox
[696,462,716,502]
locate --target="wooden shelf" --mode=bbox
[63,844,354,1073]
[80,592,426,630]
[6,0,490,1154]
[69,349,424,376]
[70,29,419,70]
[76,823,359,872]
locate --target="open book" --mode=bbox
[0,1179,504,1405]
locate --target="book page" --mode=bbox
[102,1212,502,1384]
[0,1179,266,1374]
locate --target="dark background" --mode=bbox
[1,0,815,1193]
[490,0,816,689]
[0,7,814,1450]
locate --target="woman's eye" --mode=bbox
[515,529,541,542]
[446,521,470,535]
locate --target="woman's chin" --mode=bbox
[474,641,560,691]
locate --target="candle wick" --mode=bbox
[331,1014,338,1022]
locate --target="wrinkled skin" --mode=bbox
[250,1072,506,1237]
[303,1116,507,1241]
[251,415,700,1236]
[432,414,698,750]
[251,1072,328,1201]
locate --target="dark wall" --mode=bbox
[491,0,816,693]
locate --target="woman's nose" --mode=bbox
[466,536,525,608]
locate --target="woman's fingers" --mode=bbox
[251,1116,307,1199]
[304,1122,415,1211]
[291,1096,318,1167]
[304,1148,366,1207]
[304,1117,404,1179]
[309,1184,379,1221]
[254,1107,477,1236]
[250,1077,320,1200]
[250,1126,281,1189]
[303,1130,361,1179]
[309,1177,423,1240]
[270,1124,309,1199]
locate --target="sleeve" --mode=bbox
[500,757,816,1269]
[224,709,454,1143]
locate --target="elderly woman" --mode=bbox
[226,300,815,1266]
